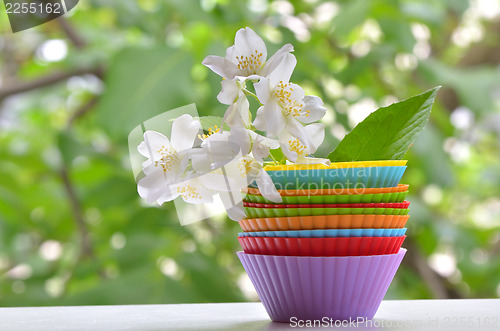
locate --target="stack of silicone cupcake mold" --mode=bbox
[237,161,410,322]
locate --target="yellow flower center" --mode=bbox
[236,50,263,74]
[273,81,310,118]
[198,125,220,140]
[238,158,254,177]
[155,145,179,173]
[288,138,307,157]
[177,184,201,200]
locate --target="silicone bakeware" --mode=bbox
[243,202,410,209]
[263,160,407,171]
[238,228,407,238]
[238,214,410,232]
[244,190,408,204]
[242,184,409,196]
[249,166,407,190]
[238,236,406,256]
[243,205,409,218]
[237,249,407,322]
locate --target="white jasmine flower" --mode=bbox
[254,76,326,151]
[202,27,295,80]
[279,123,330,165]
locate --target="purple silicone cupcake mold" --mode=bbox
[238,248,406,322]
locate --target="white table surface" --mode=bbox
[0,299,498,331]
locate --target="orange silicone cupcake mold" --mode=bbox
[238,214,410,232]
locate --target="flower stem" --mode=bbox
[269,152,279,165]
[243,89,262,106]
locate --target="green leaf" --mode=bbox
[328,87,441,162]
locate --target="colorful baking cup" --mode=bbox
[249,166,407,190]
[238,228,407,238]
[238,214,410,232]
[263,160,407,171]
[243,184,409,196]
[243,201,410,209]
[237,249,406,322]
[244,205,409,218]
[238,236,406,256]
[244,190,408,204]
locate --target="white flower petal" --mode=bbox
[141,159,154,173]
[251,134,278,162]
[222,104,242,128]
[237,95,251,128]
[260,43,294,77]
[288,83,305,102]
[190,149,213,173]
[137,167,169,204]
[261,136,280,149]
[253,106,266,131]
[278,131,300,162]
[156,186,181,205]
[232,27,267,75]
[304,123,325,153]
[244,74,263,81]
[252,137,271,162]
[176,179,215,204]
[254,77,271,104]
[236,28,267,59]
[254,102,286,137]
[229,127,252,155]
[225,202,246,221]
[298,95,327,123]
[171,114,201,152]
[266,53,297,86]
[225,45,236,61]
[138,131,171,160]
[279,122,325,162]
[256,169,282,203]
[285,117,314,150]
[295,156,331,165]
[197,172,239,192]
[218,187,246,221]
[217,78,240,105]
[202,55,239,79]
[222,95,250,128]
[202,139,241,168]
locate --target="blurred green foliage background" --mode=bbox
[1,0,499,306]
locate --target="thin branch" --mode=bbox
[0,67,104,101]
[67,96,99,126]
[57,16,87,49]
[491,238,500,257]
[59,166,94,259]
[403,238,463,299]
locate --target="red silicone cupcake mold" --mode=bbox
[237,236,406,256]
